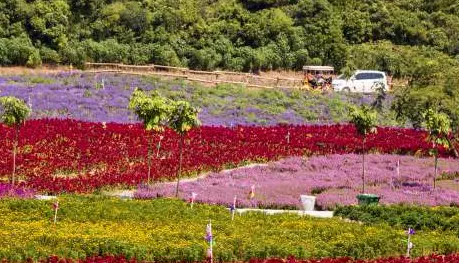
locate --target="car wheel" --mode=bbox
[342,87,351,93]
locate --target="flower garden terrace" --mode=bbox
[0,119,455,193]
[135,154,459,210]
[10,254,459,263]
[0,72,395,126]
[1,196,459,262]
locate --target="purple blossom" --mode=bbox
[0,183,36,199]
[135,154,459,210]
[0,72,389,126]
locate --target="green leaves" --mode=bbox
[2,0,459,73]
[421,108,451,188]
[334,205,459,232]
[0,96,31,127]
[422,108,451,148]
[349,105,377,137]
[29,0,70,49]
[168,100,200,196]
[129,88,200,188]
[0,96,31,185]
[128,88,200,134]
[128,88,172,132]
[168,101,200,136]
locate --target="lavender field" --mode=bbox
[0,72,395,126]
[135,154,459,210]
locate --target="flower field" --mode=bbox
[0,119,451,193]
[0,183,35,198]
[135,154,459,209]
[0,196,458,262]
[0,72,458,262]
[15,254,459,263]
[0,72,394,126]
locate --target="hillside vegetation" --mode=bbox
[1,0,459,138]
[1,0,459,77]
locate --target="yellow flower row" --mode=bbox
[0,196,458,262]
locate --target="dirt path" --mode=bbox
[105,162,268,198]
[0,66,74,75]
[0,65,303,79]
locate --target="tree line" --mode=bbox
[0,0,459,77]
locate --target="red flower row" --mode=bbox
[16,254,459,263]
[0,119,452,193]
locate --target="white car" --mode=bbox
[332,70,389,93]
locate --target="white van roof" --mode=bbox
[355,70,386,74]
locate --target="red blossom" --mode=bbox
[0,119,453,193]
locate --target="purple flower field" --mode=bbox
[0,72,388,126]
[0,183,36,199]
[0,72,149,123]
[135,154,459,210]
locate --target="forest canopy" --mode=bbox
[0,0,459,76]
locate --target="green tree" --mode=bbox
[129,89,171,184]
[392,62,459,156]
[119,2,149,37]
[28,0,70,49]
[2,0,459,72]
[168,101,200,197]
[0,96,31,186]
[349,105,377,194]
[341,9,372,44]
[422,108,451,188]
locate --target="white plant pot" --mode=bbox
[300,195,316,211]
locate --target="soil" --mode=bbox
[0,65,304,79]
[0,65,74,75]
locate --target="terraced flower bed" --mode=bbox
[0,72,394,126]
[0,72,457,263]
[14,254,459,263]
[0,119,449,193]
[135,154,459,209]
[0,196,458,262]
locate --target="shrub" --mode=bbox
[334,205,459,232]
[0,37,40,66]
[59,43,86,68]
[84,39,130,63]
[40,47,61,64]
[26,49,42,68]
